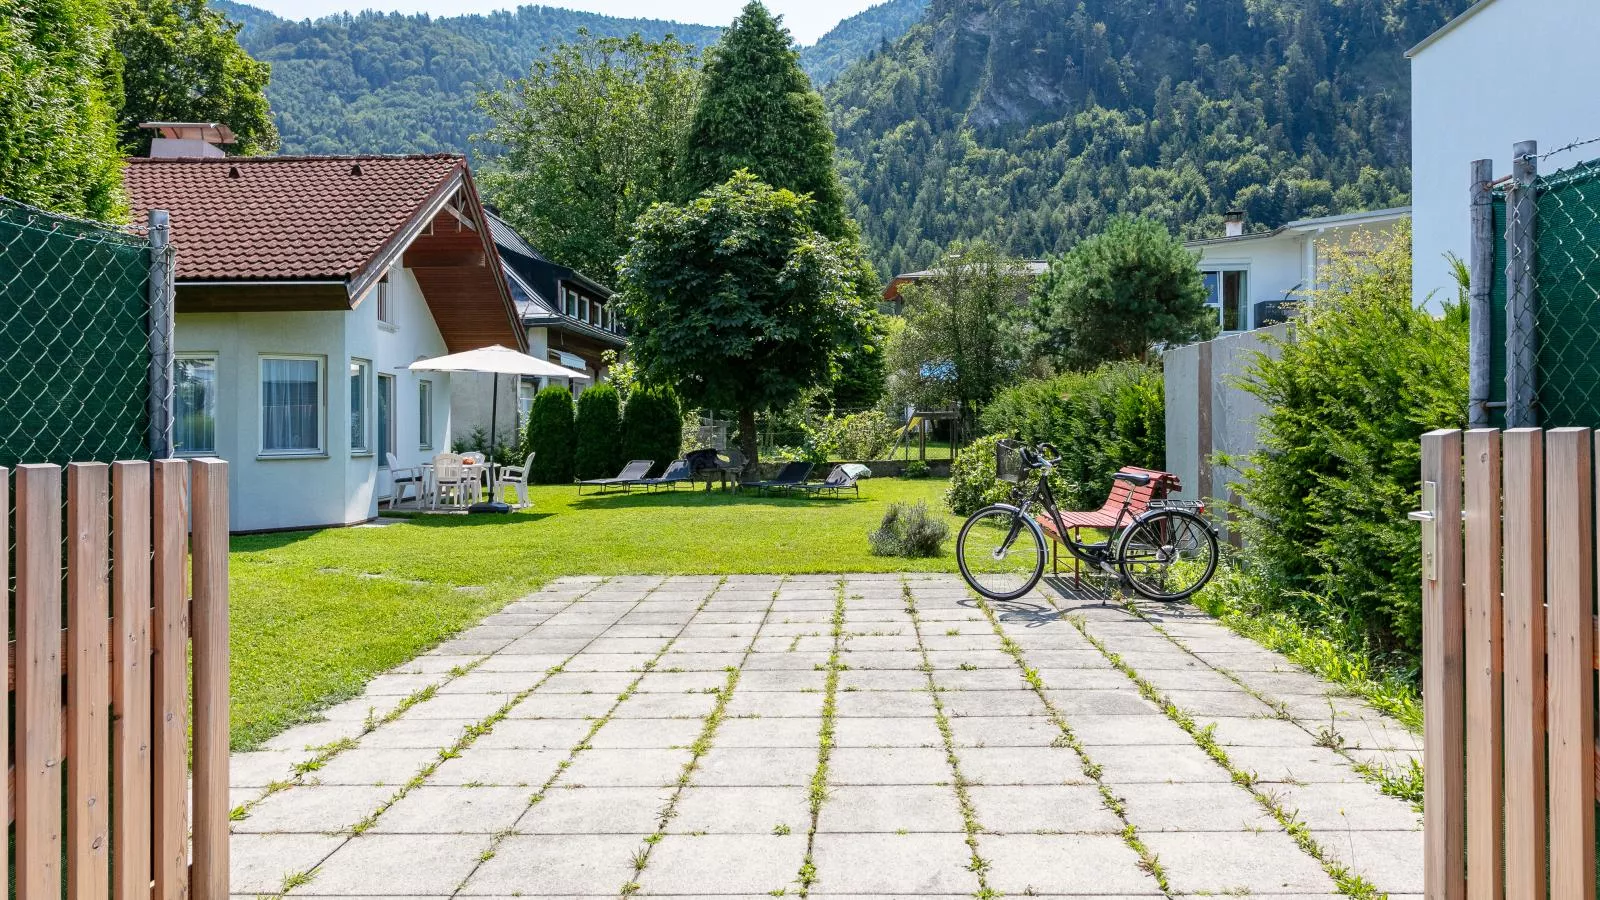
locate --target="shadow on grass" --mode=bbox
[568,488,865,510]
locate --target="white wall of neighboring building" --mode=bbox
[1410,0,1600,308]
[176,265,451,532]
[1191,234,1302,331]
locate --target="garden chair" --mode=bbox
[789,464,860,498]
[429,452,475,509]
[740,461,813,495]
[637,459,693,492]
[493,453,536,508]
[577,459,654,495]
[384,452,425,508]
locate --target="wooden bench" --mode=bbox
[1035,466,1185,583]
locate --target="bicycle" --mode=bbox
[955,440,1220,602]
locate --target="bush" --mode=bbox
[525,386,576,483]
[902,459,931,479]
[812,409,898,460]
[1232,220,1466,661]
[944,434,1015,517]
[980,360,1165,509]
[622,386,683,476]
[573,383,624,479]
[868,501,949,557]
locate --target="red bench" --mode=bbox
[1035,466,1185,583]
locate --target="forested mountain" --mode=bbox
[214,0,924,156]
[801,0,928,85]
[826,0,1473,277]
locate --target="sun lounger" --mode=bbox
[636,459,693,492]
[739,461,813,495]
[788,464,860,498]
[577,459,654,495]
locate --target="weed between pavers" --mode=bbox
[902,583,996,899]
[795,580,846,897]
[970,595,1170,894]
[1069,616,1384,900]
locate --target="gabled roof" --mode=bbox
[124,154,466,283]
[1406,0,1499,58]
[485,210,626,349]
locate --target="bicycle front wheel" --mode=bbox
[957,505,1047,601]
[1115,508,1218,601]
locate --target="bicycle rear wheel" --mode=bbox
[1115,508,1218,601]
[957,505,1047,601]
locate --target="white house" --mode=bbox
[1183,207,1412,333]
[125,127,526,532]
[1408,0,1600,307]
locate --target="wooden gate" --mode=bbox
[5,458,230,899]
[1420,428,1597,900]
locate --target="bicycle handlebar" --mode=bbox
[1020,442,1063,470]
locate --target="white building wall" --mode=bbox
[1192,235,1304,330]
[175,265,450,532]
[1410,0,1600,308]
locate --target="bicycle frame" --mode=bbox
[1011,468,1138,568]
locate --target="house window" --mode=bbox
[565,288,577,317]
[518,377,539,431]
[580,296,590,324]
[376,275,393,325]
[350,359,371,453]
[418,380,434,449]
[175,354,217,455]
[1202,269,1249,332]
[260,356,324,454]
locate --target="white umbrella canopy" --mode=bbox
[408,344,590,380]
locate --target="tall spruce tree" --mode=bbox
[677,1,852,242]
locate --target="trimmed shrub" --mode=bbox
[979,359,1164,509]
[574,383,624,479]
[902,459,931,479]
[525,386,576,484]
[868,501,949,557]
[1231,221,1466,661]
[621,386,683,476]
[944,434,1014,517]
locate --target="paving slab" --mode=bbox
[637,833,808,894]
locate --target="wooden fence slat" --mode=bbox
[16,464,63,900]
[111,461,153,900]
[1463,429,1504,900]
[1501,428,1547,900]
[66,464,112,900]
[1546,429,1598,897]
[189,459,230,900]
[1422,429,1466,900]
[0,466,9,900]
[151,460,188,900]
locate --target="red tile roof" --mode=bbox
[123,154,465,281]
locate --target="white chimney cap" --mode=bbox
[139,122,238,144]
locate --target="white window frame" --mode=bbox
[175,352,219,456]
[375,274,395,327]
[259,354,327,458]
[1201,265,1251,333]
[349,358,372,455]
[418,379,434,450]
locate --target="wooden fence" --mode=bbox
[1420,428,1597,900]
[4,458,229,899]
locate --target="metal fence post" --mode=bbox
[1468,159,1495,427]
[146,210,174,459]
[1505,141,1538,427]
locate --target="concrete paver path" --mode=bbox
[230,573,1423,899]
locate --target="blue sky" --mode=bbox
[246,0,879,44]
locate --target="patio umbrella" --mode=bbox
[410,345,590,513]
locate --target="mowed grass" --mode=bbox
[229,476,961,749]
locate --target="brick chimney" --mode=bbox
[1223,210,1246,238]
[140,122,237,158]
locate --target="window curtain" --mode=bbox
[175,358,217,454]
[263,358,320,452]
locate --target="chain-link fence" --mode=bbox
[1481,146,1600,428]
[0,197,168,467]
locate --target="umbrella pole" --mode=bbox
[469,372,512,514]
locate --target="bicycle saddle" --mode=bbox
[1111,471,1152,486]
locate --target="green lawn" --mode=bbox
[230,477,960,749]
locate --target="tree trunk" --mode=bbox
[737,405,759,476]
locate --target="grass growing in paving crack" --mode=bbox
[795,580,847,897]
[970,595,1170,893]
[619,579,782,896]
[1069,616,1383,900]
[903,582,996,898]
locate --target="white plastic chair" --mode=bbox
[430,453,472,509]
[493,452,535,508]
[459,451,487,504]
[385,452,425,508]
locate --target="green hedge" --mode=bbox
[574,383,624,479]
[978,360,1165,509]
[525,386,575,484]
[621,386,682,476]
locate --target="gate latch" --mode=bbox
[1407,481,1437,582]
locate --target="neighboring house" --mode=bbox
[881,261,1049,313]
[1408,0,1600,308]
[124,126,525,532]
[1183,207,1411,334]
[453,212,628,446]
